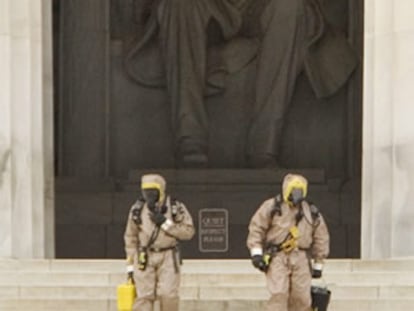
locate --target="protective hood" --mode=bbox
[141,174,166,204]
[282,173,308,203]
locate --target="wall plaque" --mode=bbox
[199,208,228,252]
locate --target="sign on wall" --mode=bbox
[199,209,228,252]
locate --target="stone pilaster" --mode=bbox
[0,0,54,258]
[362,0,414,258]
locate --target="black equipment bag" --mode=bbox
[311,285,331,311]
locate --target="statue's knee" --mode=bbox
[165,0,192,11]
[266,0,302,16]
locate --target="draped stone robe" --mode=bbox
[125,0,358,162]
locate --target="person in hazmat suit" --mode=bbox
[124,173,195,311]
[247,173,330,311]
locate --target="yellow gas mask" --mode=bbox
[141,174,166,211]
[282,174,308,205]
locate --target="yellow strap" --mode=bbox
[263,254,271,266]
[281,239,297,253]
[289,226,299,239]
[138,252,146,262]
[280,226,300,253]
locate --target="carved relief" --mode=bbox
[122,0,358,168]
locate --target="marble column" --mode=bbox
[0,0,54,258]
[362,0,414,258]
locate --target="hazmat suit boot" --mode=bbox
[160,296,179,311]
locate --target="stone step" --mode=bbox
[2,259,414,273]
[0,298,414,311]
[1,284,414,300]
[1,259,414,311]
[180,272,414,286]
[1,270,414,286]
[0,299,109,311]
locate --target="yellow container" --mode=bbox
[117,279,137,311]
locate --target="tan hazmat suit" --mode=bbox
[124,174,195,311]
[247,174,330,311]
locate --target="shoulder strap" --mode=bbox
[295,202,305,225]
[131,197,161,249]
[302,200,321,227]
[170,197,182,222]
[308,201,320,222]
[170,197,178,215]
[131,197,145,225]
[270,194,283,218]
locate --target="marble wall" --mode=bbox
[0,0,54,258]
[2,0,414,258]
[362,0,414,258]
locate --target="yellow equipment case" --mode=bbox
[117,278,136,311]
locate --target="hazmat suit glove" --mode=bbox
[251,255,268,272]
[312,269,322,278]
[312,262,323,278]
[126,265,135,283]
[150,212,167,226]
